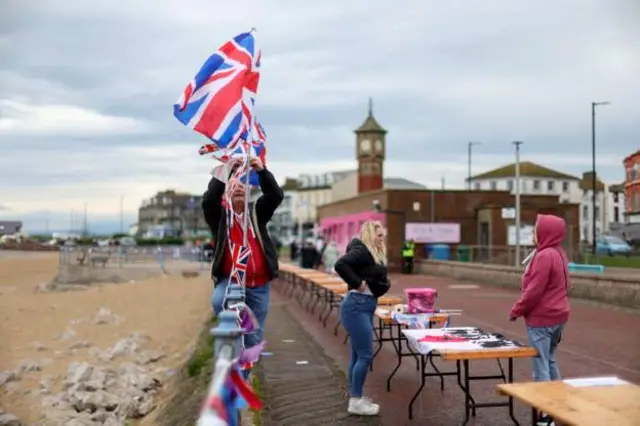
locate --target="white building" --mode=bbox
[468,161,625,243]
[271,170,426,242]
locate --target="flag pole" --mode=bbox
[242,119,254,247]
[242,27,258,247]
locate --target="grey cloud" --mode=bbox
[0,0,638,196]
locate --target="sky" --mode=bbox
[1,0,639,233]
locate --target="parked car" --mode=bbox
[595,236,632,256]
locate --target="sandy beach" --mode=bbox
[0,252,212,425]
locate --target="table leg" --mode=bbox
[386,325,402,392]
[309,286,321,314]
[322,294,336,327]
[462,359,471,426]
[428,353,446,391]
[317,290,328,321]
[408,354,427,420]
[507,358,520,426]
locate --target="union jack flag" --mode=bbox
[229,243,251,286]
[174,31,261,148]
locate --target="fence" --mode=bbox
[57,245,213,269]
[198,283,247,425]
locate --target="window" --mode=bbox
[594,206,600,219]
[614,206,620,223]
[507,180,514,191]
[613,192,619,203]
[582,205,588,218]
[547,180,555,191]
[490,181,497,190]
[533,180,541,191]
[562,181,569,192]
[474,182,481,190]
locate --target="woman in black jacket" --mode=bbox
[334,221,389,416]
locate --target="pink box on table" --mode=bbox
[404,288,437,314]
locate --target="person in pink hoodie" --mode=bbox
[510,214,570,386]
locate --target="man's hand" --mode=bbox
[250,157,264,171]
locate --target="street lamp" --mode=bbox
[513,141,524,265]
[591,101,610,253]
[467,141,482,189]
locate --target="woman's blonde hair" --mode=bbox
[360,220,387,265]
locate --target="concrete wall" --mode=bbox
[417,260,640,309]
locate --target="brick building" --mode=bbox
[623,150,640,223]
[318,189,579,270]
[316,100,580,270]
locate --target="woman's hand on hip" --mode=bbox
[357,281,367,292]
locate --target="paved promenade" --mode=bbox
[268,271,640,426]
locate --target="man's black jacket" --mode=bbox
[201,169,284,284]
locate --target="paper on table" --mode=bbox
[564,376,629,387]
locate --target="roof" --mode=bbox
[578,171,605,192]
[383,177,427,190]
[354,98,386,134]
[468,161,579,181]
[609,183,625,193]
[623,149,640,163]
[280,177,300,191]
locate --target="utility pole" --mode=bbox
[467,141,481,189]
[70,209,75,235]
[591,101,610,253]
[441,174,445,190]
[513,141,524,266]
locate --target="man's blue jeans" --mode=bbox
[211,278,270,349]
[526,323,565,381]
[340,292,377,398]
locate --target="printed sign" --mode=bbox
[507,225,534,246]
[405,223,461,243]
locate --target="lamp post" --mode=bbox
[591,101,610,253]
[467,141,482,189]
[513,141,524,266]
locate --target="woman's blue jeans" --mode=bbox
[340,292,377,398]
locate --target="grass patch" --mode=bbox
[250,372,264,426]
[580,254,640,269]
[186,316,217,377]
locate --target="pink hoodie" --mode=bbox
[510,214,570,327]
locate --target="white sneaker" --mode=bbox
[348,397,380,416]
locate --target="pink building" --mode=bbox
[320,211,386,254]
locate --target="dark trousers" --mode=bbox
[402,256,414,274]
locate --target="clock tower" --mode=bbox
[355,98,386,194]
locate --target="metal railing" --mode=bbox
[197,282,246,425]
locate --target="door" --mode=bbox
[479,222,490,262]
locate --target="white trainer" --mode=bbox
[348,397,380,416]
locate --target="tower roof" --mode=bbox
[355,98,387,134]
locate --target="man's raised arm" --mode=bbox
[252,158,284,222]
[201,176,225,236]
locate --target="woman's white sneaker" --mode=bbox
[348,397,380,416]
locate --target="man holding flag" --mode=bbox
[203,156,283,348]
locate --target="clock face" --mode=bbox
[360,139,372,152]
[374,139,383,152]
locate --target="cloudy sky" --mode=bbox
[1,0,638,232]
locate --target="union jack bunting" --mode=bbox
[229,243,251,286]
[211,139,266,186]
[199,118,267,157]
[174,31,261,148]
